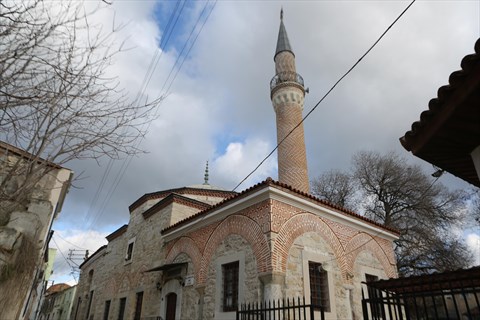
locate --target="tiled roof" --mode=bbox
[105,224,128,242]
[142,193,211,219]
[161,177,399,235]
[46,283,71,295]
[129,187,236,213]
[0,140,64,169]
[400,38,480,187]
[79,245,107,269]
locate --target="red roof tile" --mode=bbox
[129,187,236,213]
[400,38,480,187]
[161,178,399,235]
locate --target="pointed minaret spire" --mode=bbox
[275,9,293,60]
[203,161,209,185]
[270,9,310,193]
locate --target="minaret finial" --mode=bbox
[275,7,293,59]
[203,161,209,185]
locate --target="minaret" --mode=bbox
[270,9,310,193]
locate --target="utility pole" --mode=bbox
[67,249,89,279]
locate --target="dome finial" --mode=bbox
[203,161,209,185]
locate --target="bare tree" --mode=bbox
[0,0,161,216]
[312,151,472,276]
[311,170,356,210]
[0,1,161,316]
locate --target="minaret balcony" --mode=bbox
[270,71,305,96]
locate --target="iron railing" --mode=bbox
[237,297,325,320]
[362,282,480,319]
[270,72,304,91]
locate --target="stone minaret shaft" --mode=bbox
[270,10,309,193]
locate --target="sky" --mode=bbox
[49,0,480,285]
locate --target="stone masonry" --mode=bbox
[0,141,72,320]
[73,177,398,320]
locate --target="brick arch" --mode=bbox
[272,213,347,276]
[165,236,202,282]
[198,215,270,285]
[344,233,397,279]
[104,276,119,296]
[118,272,130,292]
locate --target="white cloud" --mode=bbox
[50,230,108,284]
[466,233,480,266]
[213,138,277,189]
[49,1,478,281]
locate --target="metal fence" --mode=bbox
[362,268,480,320]
[237,297,325,320]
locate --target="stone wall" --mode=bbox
[0,150,71,320]
[203,234,260,320]
[351,251,388,319]
[74,183,398,320]
[72,193,213,320]
[285,231,344,320]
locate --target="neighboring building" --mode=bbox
[0,141,73,320]
[39,283,77,320]
[30,248,57,320]
[72,12,399,320]
[400,38,480,188]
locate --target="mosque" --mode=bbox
[72,11,398,320]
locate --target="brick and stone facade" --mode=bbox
[72,12,398,320]
[73,179,398,320]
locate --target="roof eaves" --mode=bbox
[0,140,65,170]
[79,245,107,269]
[401,39,480,148]
[400,38,480,187]
[105,224,128,242]
[161,178,273,234]
[161,178,399,236]
[142,193,211,219]
[270,180,400,235]
[129,187,236,213]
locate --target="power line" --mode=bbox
[52,237,78,282]
[54,232,88,250]
[83,1,189,231]
[232,0,417,192]
[84,1,217,231]
[161,0,217,94]
[166,0,218,94]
